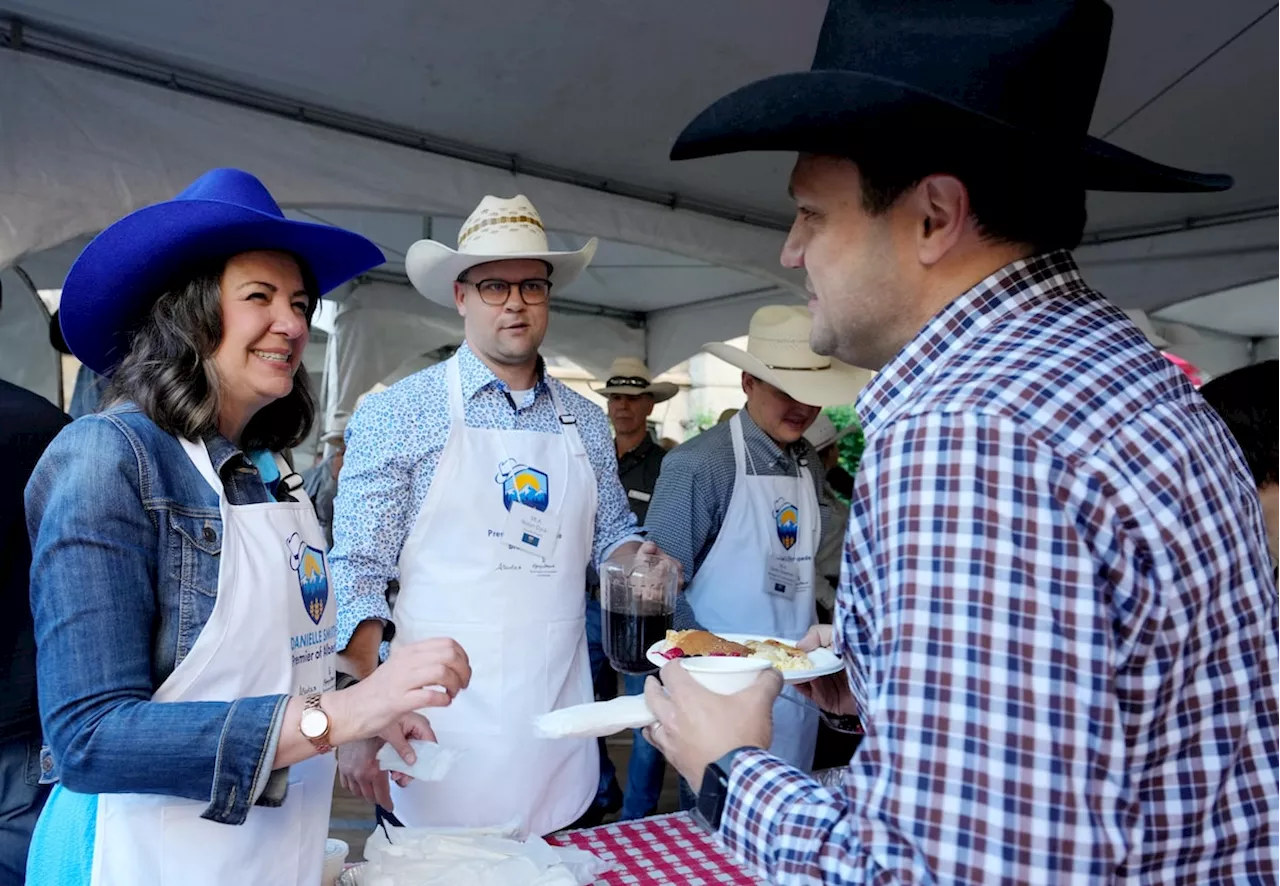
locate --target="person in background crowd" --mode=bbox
[48,309,107,419]
[641,1,1277,882]
[331,194,680,836]
[24,169,469,886]
[0,379,68,884]
[584,357,676,823]
[800,413,857,622]
[716,407,739,425]
[302,414,347,549]
[644,305,869,796]
[1199,359,1278,567]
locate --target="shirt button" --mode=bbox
[202,526,217,543]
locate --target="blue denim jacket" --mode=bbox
[25,404,293,825]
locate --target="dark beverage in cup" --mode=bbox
[600,552,679,675]
[603,605,671,674]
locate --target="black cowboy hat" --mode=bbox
[671,0,1231,193]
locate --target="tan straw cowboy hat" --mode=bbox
[591,357,678,403]
[803,413,861,451]
[703,305,873,408]
[406,195,598,307]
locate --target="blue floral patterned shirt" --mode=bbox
[330,342,641,650]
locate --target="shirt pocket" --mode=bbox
[167,510,223,664]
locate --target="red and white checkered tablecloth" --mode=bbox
[548,812,765,885]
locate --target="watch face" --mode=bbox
[300,707,329,739]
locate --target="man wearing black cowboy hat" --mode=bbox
[638,2,1278,883]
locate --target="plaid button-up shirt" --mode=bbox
[719,251,1278,884]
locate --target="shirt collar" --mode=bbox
[619,434,658,465]
[202,431,248,480]
[457,341,549,404]
[855,249,1085,436]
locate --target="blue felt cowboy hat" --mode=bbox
[671,0,1232,193]
[59,168,385,375]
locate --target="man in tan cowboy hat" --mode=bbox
[640,1,1276,881]
[329,195,679,836]
[301,413,349,548]
[642,304,870,789]
[591,357,678,524]
[581,357,677,821]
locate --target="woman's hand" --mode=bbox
[330,638,470,744]
[378,712,437,790]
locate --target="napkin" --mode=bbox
[362,824,611,886]
[376,739,460,782]
[532,695,655,739]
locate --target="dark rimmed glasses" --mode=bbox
[462,277,553,306]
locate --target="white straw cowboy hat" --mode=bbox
[704,305,873,408]
[1121,309,1171,350]
[319,412,349,446]
[803,413,861,451]
[406,195,598,307]
[591,357,678,403]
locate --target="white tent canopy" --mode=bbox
[1,0,1275,415]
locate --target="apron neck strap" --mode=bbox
[446,355,466,425]
[729,411,752,475]
[546,380,586,457]
[179,437,223,497]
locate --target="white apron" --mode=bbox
[89,439,337,886]
[389,356,598,836]
[684,413,822,770]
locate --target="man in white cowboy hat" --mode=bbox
[328,195,679,836]
[642,304,870,781]
[302,413,348,549]
[800,413,860,620]
[579,357,677,822]
[639,1,1277,882]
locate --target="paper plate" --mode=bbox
[646,633,844,684]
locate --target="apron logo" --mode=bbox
[774,498,799,551]
[287,532,329,625]
[495,458,550,512]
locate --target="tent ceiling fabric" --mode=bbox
[0,0,1275,379]
[3,0,1275,229]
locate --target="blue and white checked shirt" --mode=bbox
[330,343,640,650]
[719,252,1279,884]
[645,410,827,630]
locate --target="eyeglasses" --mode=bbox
[462,277,553,306]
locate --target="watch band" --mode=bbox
[694,746,753,832]
[302,692,332,754]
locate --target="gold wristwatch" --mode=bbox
[299,693,332,754]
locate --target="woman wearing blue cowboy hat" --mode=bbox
[24,169,471,886]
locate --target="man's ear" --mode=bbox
[453,281,468,318]
[741,372,755,397]
[911,174,970,267]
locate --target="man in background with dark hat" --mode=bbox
[640,1,1278,882]
[0,378,67,883]
[582,357,676,823]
